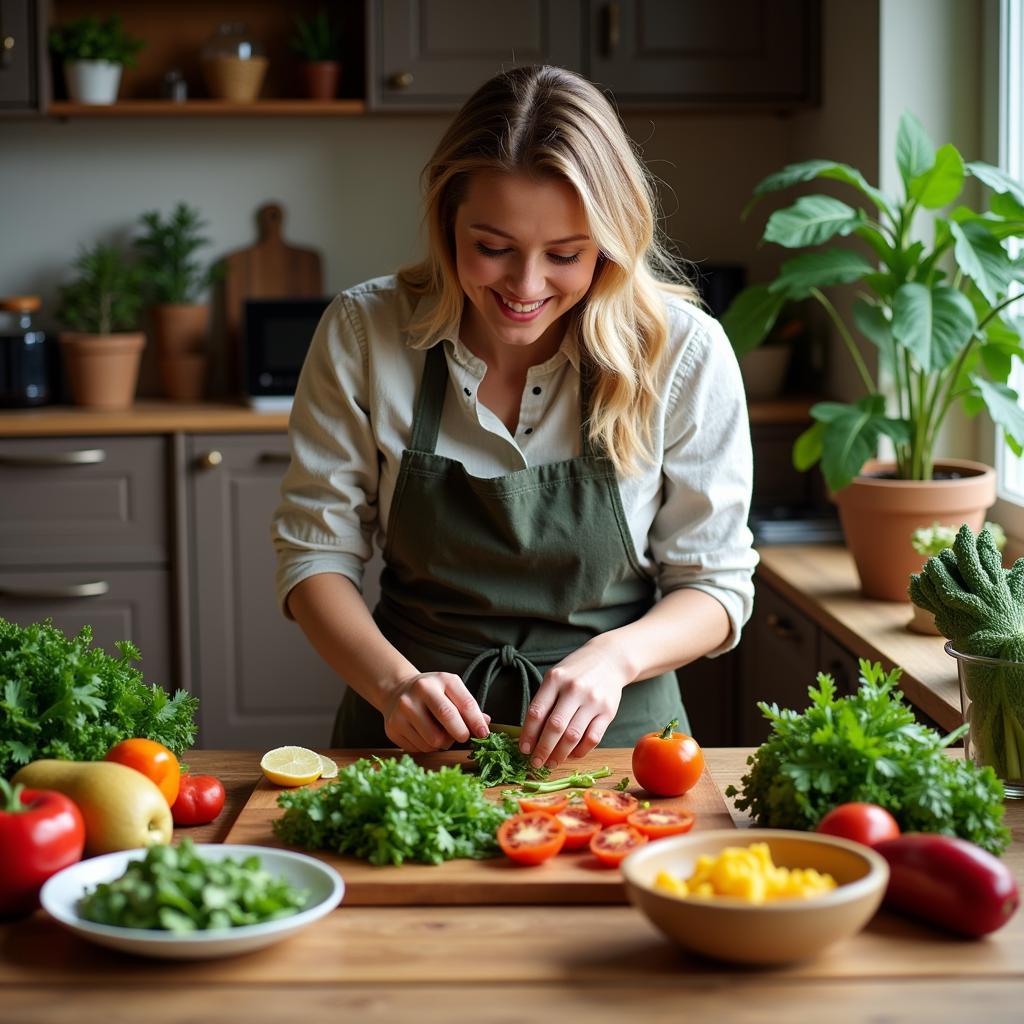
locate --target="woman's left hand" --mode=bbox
[517,640,631,769]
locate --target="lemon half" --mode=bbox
[260,746,324,787]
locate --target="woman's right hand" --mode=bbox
[381,671,491,752]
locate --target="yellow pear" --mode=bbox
[13,759,172,855]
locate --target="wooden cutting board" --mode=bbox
[223,748,737,905]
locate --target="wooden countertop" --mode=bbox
[755,545,961,731]
[1,749,1021,1023]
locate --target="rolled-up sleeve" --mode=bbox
[271,294,380,618]
[651,315,758,655]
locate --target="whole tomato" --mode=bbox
[631,720,704,797]
[0,778,85,918]
[105,738,181,805]
[816,802,901,847]
[171,773,226,827]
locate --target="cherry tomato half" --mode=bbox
[498,812,566,865]
[555,805,602,850]
[105,738,180,805]
[632,721,705,797]
[626,807,696,839]
[583,788,639,826]
[816,802,901,847]
[589,823,648,867]
[517,792,570,815]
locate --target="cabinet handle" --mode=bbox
[257,452,291,464]
[198,450,223,469]
[765,612,801,642]
[0,448,106,466]
[1,34,14,69]
[604,2,620,55]
[389,71,414,90]
[0,581,110,599]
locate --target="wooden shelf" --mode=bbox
[48,99,368,118]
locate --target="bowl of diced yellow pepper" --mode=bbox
[620,829,889,965]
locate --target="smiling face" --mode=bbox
[453,170,601,365]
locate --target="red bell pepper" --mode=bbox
[171,773,226,826]
[0,778,85,918]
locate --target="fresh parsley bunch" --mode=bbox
[274,755,517,865]
[468,731,550,787]
[726,660,1010,854]
[0,618,198,776]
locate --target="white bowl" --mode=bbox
[621,829,889,965]
[40,844,344,959]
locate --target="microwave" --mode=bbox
[242,297,332,410]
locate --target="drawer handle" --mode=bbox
[0,581,110,599]
[605,2,621,55]
[765,612,801,642]
[257,452,291,464]
[198,450,223,469]
[0,448,106,467]
[389,71,414,90]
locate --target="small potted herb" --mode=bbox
[290,8,341,100]
[56,242,145,409]
[49,15,145,105]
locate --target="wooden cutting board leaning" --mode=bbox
[224,748,736,905]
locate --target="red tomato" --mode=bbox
[0,780,85,918]
[517,792,570,815]
[583,788,639,826]
[498,812,566,865]
[105,738,181,805]
[554,805,602,850]
[632,721,705,797]
[589,823,648,867]
[626,807,696,839]
[816,802,901,847]
[171,773,227,827]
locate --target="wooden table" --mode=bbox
[2,750,1022,1024]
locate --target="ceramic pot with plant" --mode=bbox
[723,111,1024,601]
[56,243,145,410]
[291,8,341,100]
[135,203,221,402]
[48,15,144,105]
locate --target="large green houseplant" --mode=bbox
[724,111,1024,599]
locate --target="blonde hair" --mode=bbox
[398,65,698,475]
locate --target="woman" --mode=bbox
[272,65,757,769]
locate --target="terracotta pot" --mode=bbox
[833,458,997,602]
[300,61,341,100]
[151,303,209,360]
[907,603,943,636]
[158,353,208,403]
[60,332,145,410]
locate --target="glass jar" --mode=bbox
[0,295,50,408]
[201,23,268,103]
[946,641,1024,798]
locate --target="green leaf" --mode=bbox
[747,159,893,217]
[891,282,976,373]
[896,111,936,190]
[764,196,865,248]
[908,143,965,208]
[792,421,824,471]
[719,285,786,356]
[853,299,897,374]
[972,377,1024,449]
[949,219,1016,303]
[990,190,1024,219]
[967,161,1024,206]
[812,395,892,491]
[979,343,1013,382]
[767,249,875,300]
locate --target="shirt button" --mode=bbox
[463,387,472,396]
[523,427,533,435]
[532,386,542,395]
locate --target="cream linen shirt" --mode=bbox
[272,275,758,655]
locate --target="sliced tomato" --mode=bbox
[626,807,696,839]
[589,823,648,867]
[517,792,570,815]
[583,788,639,826]
[498,812,566,865]
[555,805,602,850]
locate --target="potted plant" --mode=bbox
[723,111,1024,600]
[135,203,221,401]
[49,15,144,106]
[290,8,341,100]
[56,243,145,410]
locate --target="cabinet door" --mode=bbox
[368,0,584,110]
[188,434,352,749]
[586,0,819,107]
[738,581,818,744]
[0,0,38,109]
[817,631,861,697]
[677,649,738,747]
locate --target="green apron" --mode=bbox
[333,341,687,747]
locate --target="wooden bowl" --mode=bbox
[620,829,889,965]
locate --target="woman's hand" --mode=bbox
[382,671,491,752]
[518,640,632,769]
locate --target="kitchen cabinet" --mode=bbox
[0,0,42,111]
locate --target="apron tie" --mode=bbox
[463,643,544,726]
